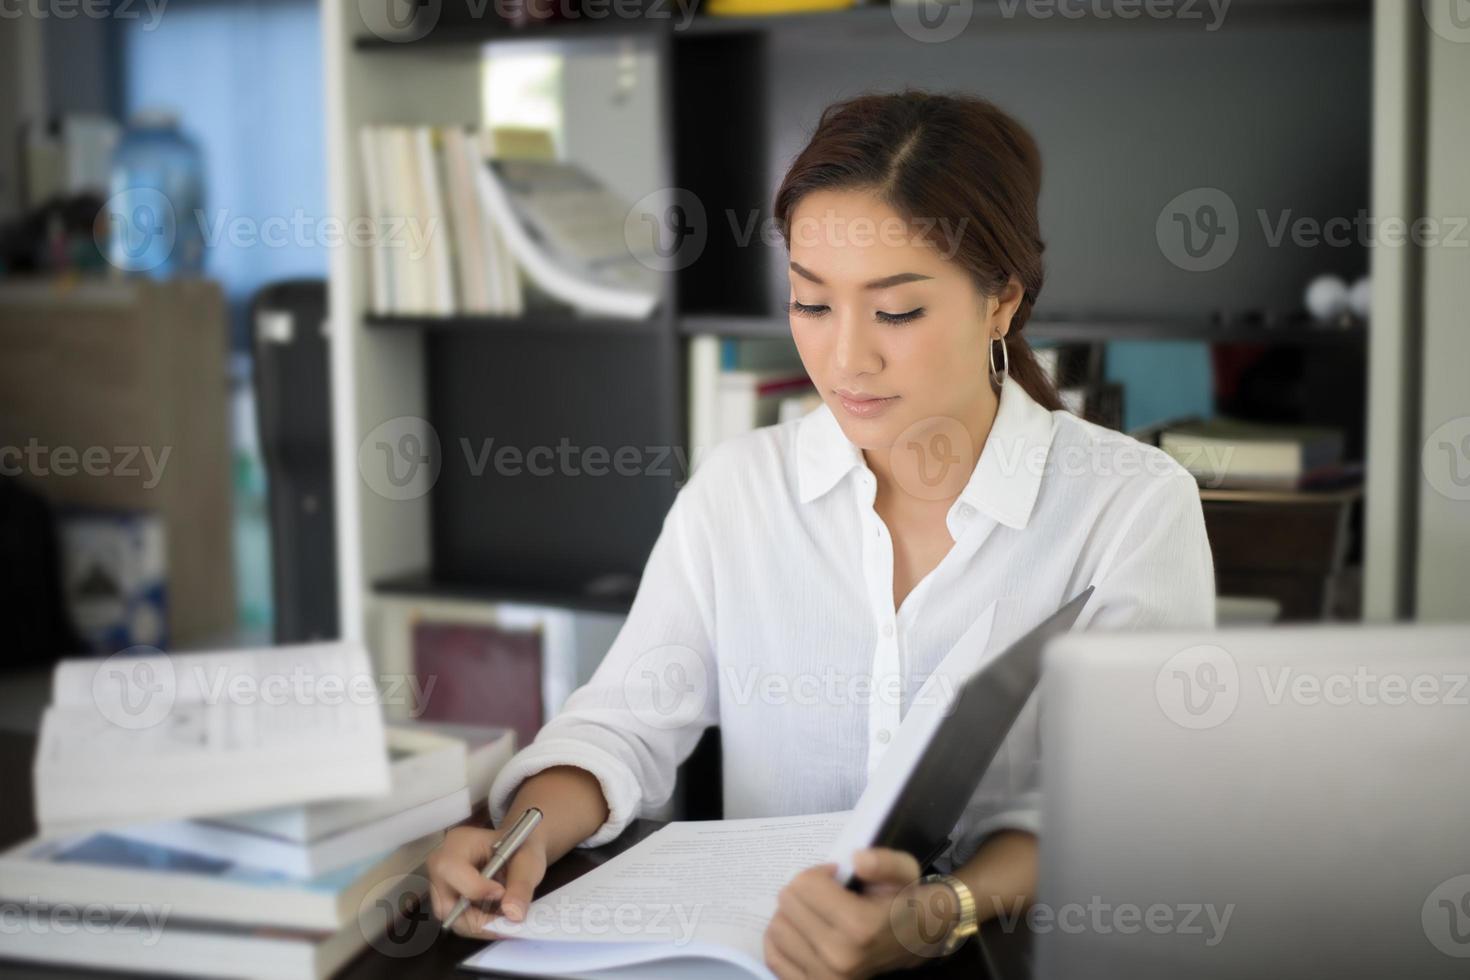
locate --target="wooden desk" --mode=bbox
[0,732,1023,979]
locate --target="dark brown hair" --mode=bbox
[773,89,1064,412]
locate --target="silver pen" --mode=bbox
[441,807,544,932]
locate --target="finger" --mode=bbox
[497,846,547,922]
[777,885,862,974]
[428,881,452,921]
[767,912,829,979]
[440,860,505,909]
[764,928,809,980]
[787,868,872,939]
[442,827,499,866]
[852,848,921,887]
[449,901,497,939]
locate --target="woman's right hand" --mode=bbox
[426,824,548,938]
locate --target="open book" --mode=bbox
[462,590,1091,980]
[34,642,391,836]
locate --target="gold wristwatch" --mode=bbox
[918,873,979,956]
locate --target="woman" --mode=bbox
[426,89,1216,978]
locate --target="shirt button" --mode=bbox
[958,504,974,519]
[875,728,892,744]
[882,624,894,637]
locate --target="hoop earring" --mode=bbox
[989,335,1009,388]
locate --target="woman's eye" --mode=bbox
[787,300,829,318]
[876,307,925,324]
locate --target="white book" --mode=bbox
[413,125,455,316]
[441,126,490,314]
[111,786,470,878]
[466,130,508,315]
[0,829,441,931]
[0,903,389,980]
[384,127,425,314]
[34,641,391,836]
[472,156,656,320]
[686,334,721,474]
[211,726,472,843]
[357,126,393,315]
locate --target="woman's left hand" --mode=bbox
[762,847,958,980]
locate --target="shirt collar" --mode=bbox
[795,380,1058,531]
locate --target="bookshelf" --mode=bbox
[323,0,1382,651]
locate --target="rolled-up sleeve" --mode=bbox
[487,477,719,848]
[946,468,1216,867]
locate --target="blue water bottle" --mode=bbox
[106,110,205,278]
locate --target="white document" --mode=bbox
[35,641,391,836]
[463,813,849,980]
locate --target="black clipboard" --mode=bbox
[858,587,1094,879]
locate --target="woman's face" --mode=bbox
[786,188,1019,456]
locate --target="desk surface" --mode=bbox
[0,731,1023,980]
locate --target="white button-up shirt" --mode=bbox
[489,379,1216,867]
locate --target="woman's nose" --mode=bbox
[832,311,883,378]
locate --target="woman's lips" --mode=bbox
[835,391,900,419]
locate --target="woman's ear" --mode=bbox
[990,275,1025,339]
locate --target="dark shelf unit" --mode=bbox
[365,311,663,335]
[357,0,1374,612]
[679,313,1369,345]
[353,0,1372,50]
[375,571,636,614]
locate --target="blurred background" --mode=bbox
[0,0,1466,739]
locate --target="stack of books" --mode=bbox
[358,125,661,320]
[1158,418,1356,490]
[2,642,515,978]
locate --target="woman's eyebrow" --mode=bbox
[789,262,934,290]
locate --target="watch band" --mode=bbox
[919,873,979,956]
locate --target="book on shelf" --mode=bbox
[688,335,817,471]
[1159,418,1349,490]
[357,124,658,320]
[34,641,392,837]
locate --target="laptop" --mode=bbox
[1037,624,1470,980]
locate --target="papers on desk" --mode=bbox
[464,813,849,980]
